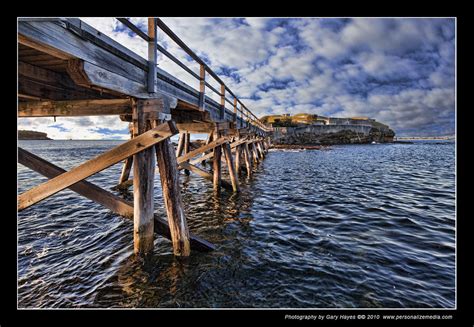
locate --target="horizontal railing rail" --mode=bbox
[115,17,272,133]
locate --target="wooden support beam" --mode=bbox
[243,142,252,176]
[261,141,266,157]
[18,61,112,101]
[183,132,190,175]
[222,142,239,192]
[117,124,134,188]
[176,132,186,157]
[18,147,132,217]
[201,131,213,165]
[176,122,215,134]
[118,156,133,185]
[17,121,178,211]
[249,141,259,164]
[18,147,214,251]
[132,100,156,255]
[155,136,191,256]
[18,99,132,117]
[235,144,242,175]
[175,122,232,134]
[179,162,233,190]
[256,141,264,159]
[188,137,246,166]
[177,137,227,165]
[213,132,222,193]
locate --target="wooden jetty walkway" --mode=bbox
[17,18,272,257]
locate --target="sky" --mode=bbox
[18,17,455,139]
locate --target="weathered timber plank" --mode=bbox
[118,124,134,185]
[18,77,105,101]
[177,137,227,165]
[155,137,191,256]
[19,61,112,100]
[132,144,155,255]
[18,99,132,117]
[65,18,148,71]
[176,122,216,133]
[176,132,186,157]
[118,157,133,185]
[183,132,191,175]
[179,162,233,190]
[18,147,214,251]
[243,142,252,176]
[132,101,155,255]
[18,21,146,84]
[75,61,177,104]
[188,138,247,165]
[257,141,265,158]
[222,142,239,192]
[17,121,178,211]
[235,144,242,174]
[18,33,73,60]
[213,132,222,193]
[18,147,132,217]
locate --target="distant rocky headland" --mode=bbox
[260,113,395,145]
[18,130,51,140]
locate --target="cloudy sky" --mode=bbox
[18,17,455,139]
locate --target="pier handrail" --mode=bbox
[115,17,272,133]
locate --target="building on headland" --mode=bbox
[260,113,395,145]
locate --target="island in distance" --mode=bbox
[18,130,51,140]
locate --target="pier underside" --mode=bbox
[18,18,271,257]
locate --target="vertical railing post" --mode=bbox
[198,64,206,110]
[220,84,225,120]
[233,97,237,126]
[147,18,157,93]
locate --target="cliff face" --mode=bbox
[18,130,51,140]
[271,125,395,145]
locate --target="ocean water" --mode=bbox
[17,140,455,308]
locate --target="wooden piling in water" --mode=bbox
[176,132,185,157]
[155,135,191,257]
[118,123,134,186]
[257,141,265,159]
[183,132,191,175]
[235,144,242,175]
[201,131,213,166]
[250,141,259,164]
[213,131,222,193]
[132,100,155,255]
[223,142,239,192]
[243,142,252,176]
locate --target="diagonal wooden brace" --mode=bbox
[17,147,215,251]
[18,121,178,211]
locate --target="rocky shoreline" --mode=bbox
[271,126,395,145]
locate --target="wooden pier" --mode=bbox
[17,18,272,256]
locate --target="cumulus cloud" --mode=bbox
[20,17,455,138]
